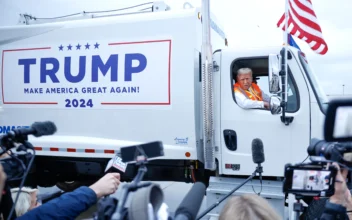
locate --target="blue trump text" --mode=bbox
[18,53,147,83]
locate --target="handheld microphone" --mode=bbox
[104,153,127,174]
[251,138,265,192]
[174,182,206,220]
[95,153,128,220]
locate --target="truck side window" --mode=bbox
[256,75,299,112]
[286,74,299,112]
[231,57,299,112]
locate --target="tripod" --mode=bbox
[291,195,305,220]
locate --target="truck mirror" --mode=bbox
[269,96,282,115]
[268,54,282,94]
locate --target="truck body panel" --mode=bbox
[0,8,225,164]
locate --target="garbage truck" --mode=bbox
[0,1,329,218]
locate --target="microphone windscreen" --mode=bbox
[252,138,265,164]
[31,121,57,137]
[174,182,206,220]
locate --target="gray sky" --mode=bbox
[1,0,351,95]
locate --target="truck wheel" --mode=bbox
[56,180,95,192]
[301,198,327,220]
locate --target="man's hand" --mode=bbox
[89,173,121,199]
[264,101,270,109]
[0,150,12,159]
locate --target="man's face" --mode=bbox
[237,73,252,90]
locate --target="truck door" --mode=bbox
[218,49,310,177]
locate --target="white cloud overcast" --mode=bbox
[1,0,351,95]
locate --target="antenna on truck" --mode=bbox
[201,0,216,170]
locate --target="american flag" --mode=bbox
[277,0,328,55]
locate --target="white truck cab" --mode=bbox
[214,46,328,177]
[0,1,328,218]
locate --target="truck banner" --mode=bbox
[1,39,171,108]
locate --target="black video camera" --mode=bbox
[0,121,57,220]
[0,149,33,182]
[283,99,352,197]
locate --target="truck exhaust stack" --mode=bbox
[201,0,216,170]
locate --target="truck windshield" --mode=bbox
[298,52,329,114]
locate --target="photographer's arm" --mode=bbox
[17,186,97,220]
[320,163,350,220]
[17,173,120,220]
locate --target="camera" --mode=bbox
[0,149,33,182]
[307,139,352,167]
[0,121,57,220]
[281,99,352,219]
[283,99,352,197]
[283,162,338,197]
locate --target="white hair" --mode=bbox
[11,187,38,217]
[237,68,253,76]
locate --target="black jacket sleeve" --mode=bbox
[319,200,349,220]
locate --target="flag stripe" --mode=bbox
[277,14,285,27]
[293,0,316,19]
[288,12,324,45]
[276,0,328,55]
[288,8,323,39]
[291,0,322,32]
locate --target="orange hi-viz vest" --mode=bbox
[234,83,263,101]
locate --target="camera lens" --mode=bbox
[307,138,336,160]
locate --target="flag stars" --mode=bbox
[58,42,100,51]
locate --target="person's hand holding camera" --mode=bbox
[328,162,352,219]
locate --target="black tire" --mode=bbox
[301,198,328,220]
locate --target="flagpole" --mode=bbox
[284,0,289,109]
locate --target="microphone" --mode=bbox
[196,140,266,220]
[174,182,206,220]
[6,121,57,139]
[252,138,265,164]
[251,138,265,191]
[94,153,128,220]
[104,153,127,174]
[0,122,57,152]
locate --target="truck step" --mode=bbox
[203,176,286,219]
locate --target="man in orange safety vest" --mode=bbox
[234,68,270,109]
